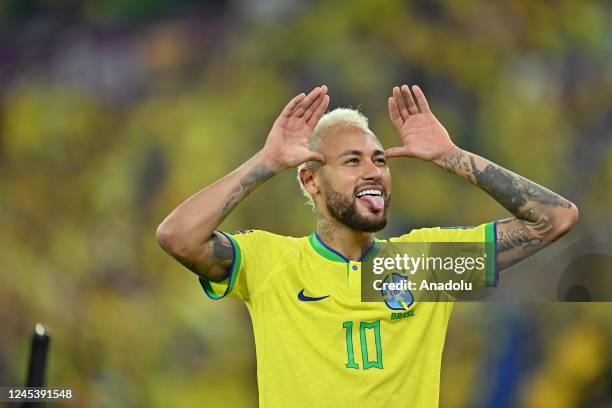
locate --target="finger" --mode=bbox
[401,85,419,114]
[411,85,431,113]
[306,94,329,128]
[387,97,404,129]
[281,93,306,117]
[303,93,324,123]
[294,86,324,117]
[393,86,409,121]
[385,146,411,158]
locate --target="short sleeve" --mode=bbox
[389,222,498,288]
[198,230,287,302]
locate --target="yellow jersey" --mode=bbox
[199,223,497,408]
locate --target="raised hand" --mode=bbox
[262,86,330,172]
[386,85,457,162]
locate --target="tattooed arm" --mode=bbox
[156,86,329,281]
[435,148,578,270]
[387,84,579,271]
[156,153,276,281]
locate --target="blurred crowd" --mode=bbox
[0,0,610,406]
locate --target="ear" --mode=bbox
[299,167,319,195]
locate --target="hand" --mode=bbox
[262,86,330,172]
[386,85,457,162]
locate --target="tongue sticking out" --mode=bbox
[359,195,385,212]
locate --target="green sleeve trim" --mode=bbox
[198,231,242,300]
[484,222,498,287]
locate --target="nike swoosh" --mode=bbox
[298,289,330,302]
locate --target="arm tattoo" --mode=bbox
[222,162,274,217]
[438,150,475,183]
[177,232,232,275]
[497,219,543,253]
[211,232,233,260]
[187,232,233,281]
[438,150,575,270]
[468,155,572,220]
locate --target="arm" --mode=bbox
[157,86,329,281]
[386,84,579,271]
[434,148,578,270]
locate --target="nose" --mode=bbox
[362,159,383,181]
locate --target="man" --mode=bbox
[156,84,578,407]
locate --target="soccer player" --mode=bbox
[157,84,578,407]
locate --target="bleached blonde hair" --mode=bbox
[296,107,372,210]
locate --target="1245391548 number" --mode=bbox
[2,387,73,401]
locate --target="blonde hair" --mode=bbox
[296,108,371,210]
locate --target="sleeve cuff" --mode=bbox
[198,231,242,300]
[484,221,499,287]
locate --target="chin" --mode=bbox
[360,223,387,233]
[352,211,388,232]
[324,191,391,233]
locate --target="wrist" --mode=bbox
[432,145,462,166]
[258,149,286,174]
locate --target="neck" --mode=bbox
[316,212,374,261]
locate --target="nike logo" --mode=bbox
[297,289,330,302]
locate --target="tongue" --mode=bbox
[359,195,385,211]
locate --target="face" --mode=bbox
[310,125,392,232]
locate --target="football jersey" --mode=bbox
[199,223,498,408]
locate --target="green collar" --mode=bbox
[308,232,380,263]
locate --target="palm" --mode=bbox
[387,85,456,161]
[264,86,329,170]
[268,116,316,167]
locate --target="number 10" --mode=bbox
[342,320,383,369]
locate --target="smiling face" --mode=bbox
[303,124,392,232]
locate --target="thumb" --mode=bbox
[385,146,411,158]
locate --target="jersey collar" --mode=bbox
[308,232,380,263]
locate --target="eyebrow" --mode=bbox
[338,149,386,157]
[339,149,362,157]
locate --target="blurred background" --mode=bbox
[0,0,611,406]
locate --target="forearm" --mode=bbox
[156,149,276,266]
[434,147,578,236]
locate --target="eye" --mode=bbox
[375,157,387,165]
[345,158,359,164]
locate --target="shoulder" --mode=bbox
[387,227,436,243]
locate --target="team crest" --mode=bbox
[381,272,414,311]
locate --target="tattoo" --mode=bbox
[524,210,553,234]
[222,162,274,217]
[211,232,233,260]
[468,156,571,220]
[439,151,575,270]
[498,223,543,253]
[176,232,232,276]
[438,150,475,182]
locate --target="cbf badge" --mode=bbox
[382,273,414,311]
